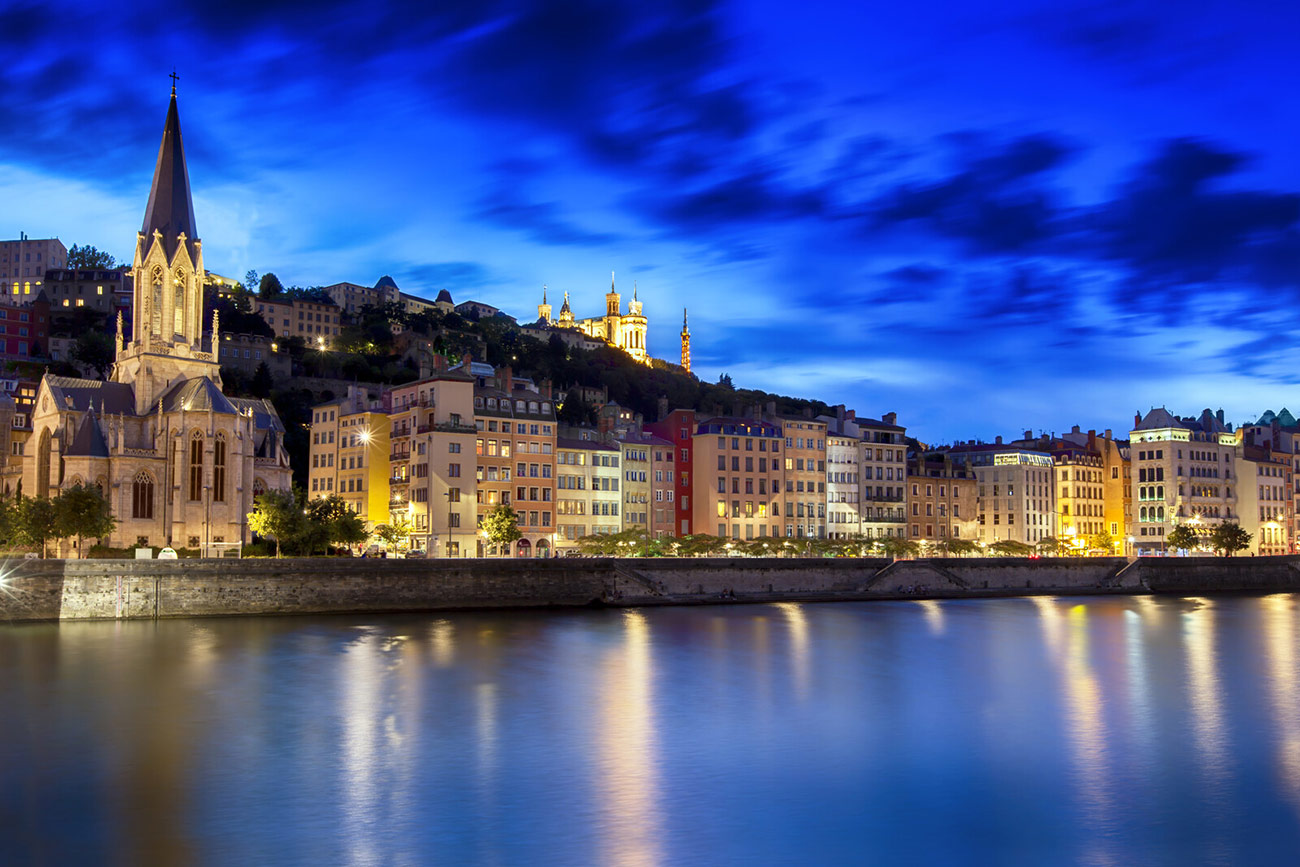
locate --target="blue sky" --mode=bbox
[3,0,1298,443]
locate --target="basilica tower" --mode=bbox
[537,285,552,324]
[111,80,221,414]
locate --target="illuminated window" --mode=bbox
[62,299,69,307]
[75,299,84,307]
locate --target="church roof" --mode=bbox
[158,376,238,415]
[142,91,198,263]
[65,411,110,458]
[44,375,136,415]
[229,397,286,433]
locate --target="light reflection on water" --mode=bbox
[4,595,1300,863]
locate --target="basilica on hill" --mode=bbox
[12,83,292,553]
[536,275,650,363]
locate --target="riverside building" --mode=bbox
[690,415,784,540]
[946,440,1056,546]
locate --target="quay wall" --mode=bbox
[1,555,1298,623]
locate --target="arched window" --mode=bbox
[36,428,51,499]
[132,472,154,520]
[252,477,267,499]
[189,432,204,501]
[173,271,185,336]
[151,268,164,336]
[213,434,227,502]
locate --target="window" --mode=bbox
[132,472,155,520]
[213,436,227,502]
[189,435,203,500]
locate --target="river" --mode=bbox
[4,594,1300,864]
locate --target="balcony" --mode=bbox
[389,452,410,463]
[416,425,432,434]
[435,421,478,434]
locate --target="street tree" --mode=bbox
[307,495,368,553]
[1087,531,1117,554]
[876,537,920,559]
[480,504,522,555]
[1036,535,1068,557]
[54,483,117,558]
[247,488,302,557]
[15,496,59,558]
[1210,522,1251,557]
[372,515,414,554]
[1166,524,1200,553]
[989,539,1034,557]
[942,538,979,557]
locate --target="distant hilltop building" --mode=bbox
[535,273,648,363]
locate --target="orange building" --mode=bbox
[689,415,785,540]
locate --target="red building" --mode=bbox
[0,292,49,360]
[647,408,695,537]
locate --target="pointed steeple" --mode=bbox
[142,83,198,262]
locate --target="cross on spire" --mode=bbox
[169,69,179,95]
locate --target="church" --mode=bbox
[535,274,650,363]
[18,83,292,553]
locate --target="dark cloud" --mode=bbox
[398,261,495,291]
[870,133,1074,253]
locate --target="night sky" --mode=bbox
[3,1,1298,443]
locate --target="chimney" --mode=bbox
[766,400,776,417]
[502,365,513,395]
[803,406,813,419]
[836,404,846,420]
[1087,430,1096,449]
[883,412,897,426]
[1024,430,1032,440]
[433,353,447,373]
[1217,408,1225,424]
[995,435,1003,445]
[1072,424,1080,434]
[657,396,668,421]
[1135,412,1141,428]
[846,409,856,421]
[1104,428,1112,440]
[540,378,552,399]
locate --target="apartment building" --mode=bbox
[1130,408,1240,555]
[308,386,389,528]
[618,430,662,535]
[1237,445,1291,555]
[1,235,66,284]
[779,414,827,539]
[856,414,908,539]
[906,453,977,545]
[472,366,557,557]
[646,408,695,537]
[947,440,1057,545]
[826,432,861,538]
[690,415,784,541]
[216,333,290,380]
[0,294,49,360]
[254,297,342,343]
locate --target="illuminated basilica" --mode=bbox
[537,274,649,363]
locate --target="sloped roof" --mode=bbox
[229,396,286,433]
[65,411,110,458]
[1134,407,1185,431]
[375,275,398,289]
[44,375,136,415]
[142,92,198,262]
[435,289,453,303]
[158,377,238,415]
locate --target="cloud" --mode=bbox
[398,261,496,291]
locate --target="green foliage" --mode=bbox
[1166,524,1200,552]
[258,272,285,299]
[55,483,117,558]
[1036,535,1067,556]
[1087,531,1117,554]
[71,331,115,379]
[556,389,596,426]
[1210,522,1251,556]
[940,538,980,557]
[876,536,921,558]
[373,516,414,552]
[14,496,59,558]
[988,539,1035,557]
[250,362,274,398]
[66,244,119,269]
[480,504,522,552]
[247,488,301,557]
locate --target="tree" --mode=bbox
[1087,531,1117,555]
[247,488,302,557]
[15,496,58,559]
[373,515,414,554]
[480,504,522,555]
[1166,524,1200,553]
[244,270,260,296]
[54,483,116,558]
[258,272,285,299]
[989,539,1034,557]
[941,538,979,557]
[66,244,119,269]
[876,537,920,559]
[1210,522,1251,557]
[307,495,368,553]
[250,362,274,398]
[71,331,115,380]
[1036,535,1068,557]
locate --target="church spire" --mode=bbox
[680,307,691,374]
[142,79,198,262]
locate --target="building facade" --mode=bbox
[690,415,784,541]
[2,235,66,284]
[537,275,649,363]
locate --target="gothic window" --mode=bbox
[132,472,154,520]
[253,477,267,499]
[173,273,185,337]
[213,434,227,502]
[151,268,163,336]
[189,433,204,501]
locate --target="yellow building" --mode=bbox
[308,386,390,527]
[537,273,649,363]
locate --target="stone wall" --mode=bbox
[2,555,1299,623]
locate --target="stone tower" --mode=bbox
[537,285,552,325]
[111,81,220,414]
[604,271,622,341]
[622,281,648,363]
[680,307,691,374]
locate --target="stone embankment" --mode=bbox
[1,555,1297,623]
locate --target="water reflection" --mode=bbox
[1262,595,1300,814]
[1183,598,1229,785]
[916,599,945,635]
[774,603,810,698]
[340,630,382,867]
[597,610,660,867]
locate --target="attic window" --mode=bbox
[64,396,74,407]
